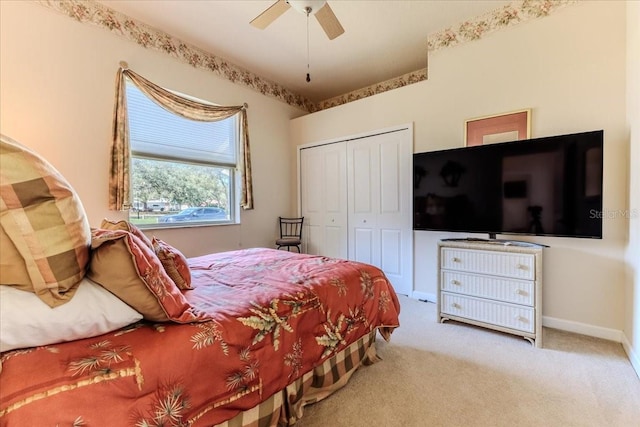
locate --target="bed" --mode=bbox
[0,134,401,426]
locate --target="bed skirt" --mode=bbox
[216,329,380,427]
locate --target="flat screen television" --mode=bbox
[413,130,604,239]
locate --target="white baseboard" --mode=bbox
[542,315,623,342]
[621,333,640,380]
[411,291,437,304]
[410,298,626,344]
[409,297,640,378]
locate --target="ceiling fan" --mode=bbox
[250,0,345,40]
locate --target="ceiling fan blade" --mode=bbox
[250,0,291,30]
[315,2,344,40]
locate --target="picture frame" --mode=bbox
[464,109,531,146]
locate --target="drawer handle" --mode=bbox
[451,280,461,286]
[514,315,529,323]
[515,289,528,296]
[451,303,461,309]
[452,257,461,263]
[516,264,529,271]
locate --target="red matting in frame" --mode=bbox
[465,109,531,146]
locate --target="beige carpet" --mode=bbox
[296,295,640,427]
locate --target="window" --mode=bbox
[126,81,238,227]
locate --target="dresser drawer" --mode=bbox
[441,271,534,306]
[441,248,535,280]
[440,292,535,333]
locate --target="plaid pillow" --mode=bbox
[0,134,90,307]
[153,237,192,290]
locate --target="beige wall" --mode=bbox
[291,1,630,337]
[625,1,640,374]
[0,1,306,257]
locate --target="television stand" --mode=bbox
[437,239,544,347]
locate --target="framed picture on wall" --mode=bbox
[464,109,531,146]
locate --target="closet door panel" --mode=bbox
[306,224,322,255]
[300,144,348,258]
[351,147,374,214]
[380,228,402,275]
[353,227,375,265]
[302,150,323,213]
[347,130,412,296]
[300,148,322,255]
[380,141,401,214]
[349,141,380,267]
[324,150,343,213]
[376,131,411,295]
[322,144,348,259]
[324,225,345,259]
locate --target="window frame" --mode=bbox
[125,81,241,229]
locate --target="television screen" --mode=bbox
[413,130,603,238]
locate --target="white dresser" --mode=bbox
[437,240,544,347]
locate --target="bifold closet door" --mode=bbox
[299,143,348,259]
[347,129,412,296]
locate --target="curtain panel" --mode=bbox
[109,67,253,211]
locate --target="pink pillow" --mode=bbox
[88,229,208,323]
[153,237,192,290]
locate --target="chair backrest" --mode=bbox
[279,217,304,239]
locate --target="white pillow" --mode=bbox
[0,278,143,352]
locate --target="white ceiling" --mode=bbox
[98,0,511,102]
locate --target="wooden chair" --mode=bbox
[276,217,304,252]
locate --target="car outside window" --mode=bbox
[157,207,227,224]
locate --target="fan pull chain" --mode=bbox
[306,7,311,83]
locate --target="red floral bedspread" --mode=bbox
[0,248,400,426]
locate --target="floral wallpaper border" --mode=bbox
[427,0,577,52]
[38,0,577,113]
[319,68,428,111]
[318,0,577,111]
[38,0,315,112]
